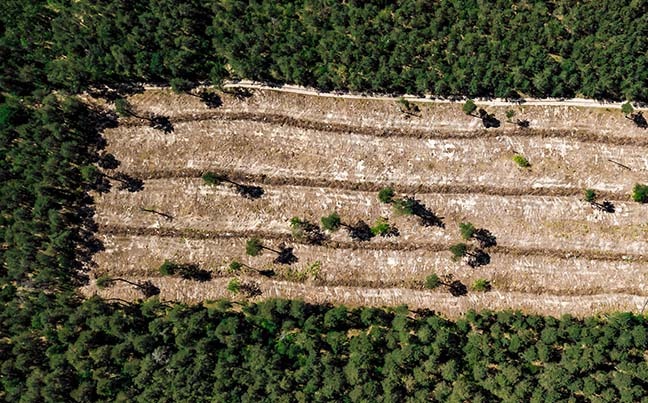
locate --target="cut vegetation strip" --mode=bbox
[127,168,630,201]
[121,111,648,147]
[99,224,648,263]
[82,275,647,318]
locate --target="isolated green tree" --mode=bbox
[391,197,415,215]
[621,102,634,116]
[472,279,492,292]
[449,243,469,261]
[463,99,477,115]
[632,184,648,203]
[584,189,596,203]
[371,217,399,237]
[513,154,530,168]
[378,187,395,204]
[425,274,441,289]
[459,222,476,240]
[321,212,343,231]
[246,238,277,256]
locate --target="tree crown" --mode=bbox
[246,238,264,256]
[459,222,476,240]
[321,212,342,231]
[463,99,477,115]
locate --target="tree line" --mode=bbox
[1,295,646,402]
[2,0,646,101]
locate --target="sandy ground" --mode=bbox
[95,179,648,255]
[85,88,648,317]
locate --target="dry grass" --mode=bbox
[86,88,648,317]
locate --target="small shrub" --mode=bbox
[472,279,492,292]
[449,243,468,261]
[621,102,634,115]
[513,154,530,168]
[459,222,476,240]
[632,183,648,203]
[463,99,477,115]
[378,187,395,203]
[226,279,241,294]
[584,188,596,203]
[425,274,441,289]
[246,238,264,256]
[321,212,342,231]
[505,109,516,120]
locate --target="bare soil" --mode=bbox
[86,88,648,317]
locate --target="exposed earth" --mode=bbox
[82,87,648,318]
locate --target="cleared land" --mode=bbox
[83,88,648,317]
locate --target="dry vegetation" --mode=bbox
[83,88,648,318]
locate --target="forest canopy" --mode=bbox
[1,0,646,100]
[1,1,647,401]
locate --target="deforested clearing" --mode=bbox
[87,88,648,317]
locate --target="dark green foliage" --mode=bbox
[245,238,264,256]
[449,243,468,260]
[513,154,531,168]
[584,188,596,203]
[3,0,646,100]
[2,297,648,401]
[378,187,395,204]
[459,222,476,240]
[425,274,441,289]
[321,212,342,231]
[370,217,399,237]
[463,99,477,115]
[632,184,648,203]
[621,102,634,116]
[472,279,492,292]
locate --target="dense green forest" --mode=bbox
[1,1,647,401]
[2,0,646,100]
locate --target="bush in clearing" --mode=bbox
[632,184,648,203]
[513,154,530,168]
[472,279,492,292]
[425,274,441,289]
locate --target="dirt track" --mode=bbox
[86,88,648,317]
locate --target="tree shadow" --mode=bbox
[348,220,374,241]
[178,264,212,282]
[629,112,647,129]
[593,201,615,213]
[199,91,223,108]
[236,184,264,199]
[291,219,328,245]
[479,108,500,128]
[466,249,491,268]
[97,153,120,170]
[150,115,174,133]
[448,280,468,297]
[274,244,298,265]
[407,198,445,228]
[112,173,144,192]
[473,228,497,248]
